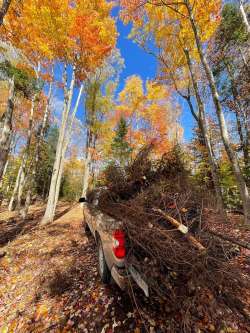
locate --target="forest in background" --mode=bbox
[0,0,249,224]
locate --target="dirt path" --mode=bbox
[0,204,151,333]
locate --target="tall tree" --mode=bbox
[119,0,225,212]
[111,117,132,167]
[112,75,181,156]
[0,77,14,179]
[209,3,250,182]
[2,0,117,223]
[40,0,117,224]
[82,49,124,196]
[184,49,225,213]
[119,0,250,223]
[0,61,38,181]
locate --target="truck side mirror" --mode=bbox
[79,197,86,203]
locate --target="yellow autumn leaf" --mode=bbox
[35,304,48,321]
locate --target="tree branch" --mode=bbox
[0,0,12,26]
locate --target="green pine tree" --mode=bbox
[111,117,132,167]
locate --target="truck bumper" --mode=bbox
[111,265,149,297]
[111,266,127,290]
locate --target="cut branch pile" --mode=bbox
[93,145,250,332]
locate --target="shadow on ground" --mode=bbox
[42,235,138,333]
[0,203,74,247]
[0,205,165,333]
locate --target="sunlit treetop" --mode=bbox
[102,75,183,157]
[2,0,117,79]
[119,0,221,61]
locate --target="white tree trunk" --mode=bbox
[82,145,92,197]
[0,133,17,190]
[41,73,83,225]
[81,89,97,197]
[184,48,225,214]
[8,96,36,211]
[0,77,14,180]
[8,159,23,211]
[52,83,84,218]
[239,0,250,34]
[21,80,54,219]
[0,158,9,186]
[185,0,250,223]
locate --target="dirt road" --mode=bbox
[0,204,160,333]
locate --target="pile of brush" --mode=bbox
[93,145,249,332]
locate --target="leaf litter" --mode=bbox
[0,201,249,333]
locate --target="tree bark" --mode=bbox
[8,158,23,211]
[81,81,99,197]
[225,62,249,172]
[41,71,83,225]
[21,80,54,218]
[8,96,36,211]
[185,0,250,224]
[184,48,225,215]
[0,157,9,186]
[239,0,250,35]
[82,136,92,197]
[239,47,250,73]
[0,132,15,189]
[0,0,11,26]
[0,77,14,181]
[52,83,83,219]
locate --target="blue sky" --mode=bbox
[52,9,195,142]
[115,20,157,91]
[114,14,195,141]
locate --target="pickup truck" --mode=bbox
[79,194,149,297]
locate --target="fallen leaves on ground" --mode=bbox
[0,204,249,332]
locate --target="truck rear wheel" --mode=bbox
[98,240,111,284]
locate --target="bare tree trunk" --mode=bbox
[0,158,9,184]
[34,79,53,166]
[0,0,11,26]
[41,66,75,225]
[8,96,36,211]
[239,47,250,73]
[17,96,36,210]
[0,133,14,189]
[49,83,83,220]
[0,77,14,180]
[82,140,92,197]
[184,49,225,214]
[21,80,54,218]
[8,158,23,211]
[41,72,83,225]
[81,82,98,197]
[239,0,250,34]
[185,0,250,223]
[225,62,249,168]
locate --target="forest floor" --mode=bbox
[0,203,156,333]
[0,204,249,333]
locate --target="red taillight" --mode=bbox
[113,230,126,259]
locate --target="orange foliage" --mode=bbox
[101,76,183,158]
[2,0,117,79]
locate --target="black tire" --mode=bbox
[98,239,111,284]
